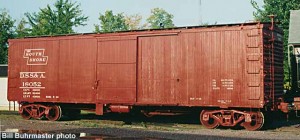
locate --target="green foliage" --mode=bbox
[251,0,300,83]
[95,10,128,33]
[25,0,88,36]
[95,8,175,32]
[16,18,30,38]
[146,8,174,29]
[0,10,15,64]
[125,14,143,30]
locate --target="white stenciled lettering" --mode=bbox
[212,79,234,90]
[24,51,43,57]
[29,57,47,63]
[23,89,30,92]
[32,89,41,91]
[212,79,220,90]
[20,72,46,79]
[221,79,234,90]
[23,49,48,65]
[22,89,42,99]
[22,82,42,87]
[40,73,46,78]
[32,92,40,95]
[32,95,40,98]
[20,72,46,99]
[23,95,30,98]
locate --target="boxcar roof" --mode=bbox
[12,22,273,39]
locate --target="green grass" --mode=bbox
[81,110,95,114]
[0,111,22,120]
[0,111,205,132]
[1,111,300,135]
[66,119,125,128]
[0,110,18,114]
[63,117,203,132]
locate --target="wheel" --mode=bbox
[200,110,220,129]
[30,106,46,120]
[46,105,62,121]
[35,107,46,120]
[242,111,264,131]
[20,105,32,120]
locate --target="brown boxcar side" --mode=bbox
[7,22,284,130]
[8,37,98,104]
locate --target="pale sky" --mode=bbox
[0,0,264,33]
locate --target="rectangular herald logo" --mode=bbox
[23,49,48,65]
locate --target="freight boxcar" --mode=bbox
[8,22,288,131]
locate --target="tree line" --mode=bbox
[0,0,174,64]
[251,0,300,84]
[1,0,300,85]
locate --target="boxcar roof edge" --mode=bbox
[8,22,275,41]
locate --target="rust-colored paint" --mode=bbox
[96,39,137,103]
[58,38,97,103]
[138,35,187,104]
[7,23,283,110]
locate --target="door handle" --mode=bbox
[93,80,100,89]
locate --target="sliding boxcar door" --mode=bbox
[58,38,97,103]
[96,39,137,103]
[137,35,187,104]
